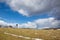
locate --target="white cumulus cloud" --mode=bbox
[19,22,37,28]
[0,17,59,29]
[34,17,55,29]
[18,17,59,29]
[0,20,7,26]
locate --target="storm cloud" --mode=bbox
[5,0,60,16]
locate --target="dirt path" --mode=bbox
[4,32,43,40]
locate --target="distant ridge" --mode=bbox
[43,27,60,30]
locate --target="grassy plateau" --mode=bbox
[0,28,60,40]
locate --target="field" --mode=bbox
[0,28,60,40]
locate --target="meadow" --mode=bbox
[0,28,60,40]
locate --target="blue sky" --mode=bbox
[0,2,50,24]
[0,0,60,29]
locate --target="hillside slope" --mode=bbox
[0,28,60,40]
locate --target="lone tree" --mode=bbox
[16,24,18,28]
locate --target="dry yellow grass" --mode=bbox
[0,28,60,40]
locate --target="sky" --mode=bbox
[0,0,60,29]
[0,2,49,23]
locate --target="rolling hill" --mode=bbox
[0,28,60,40]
